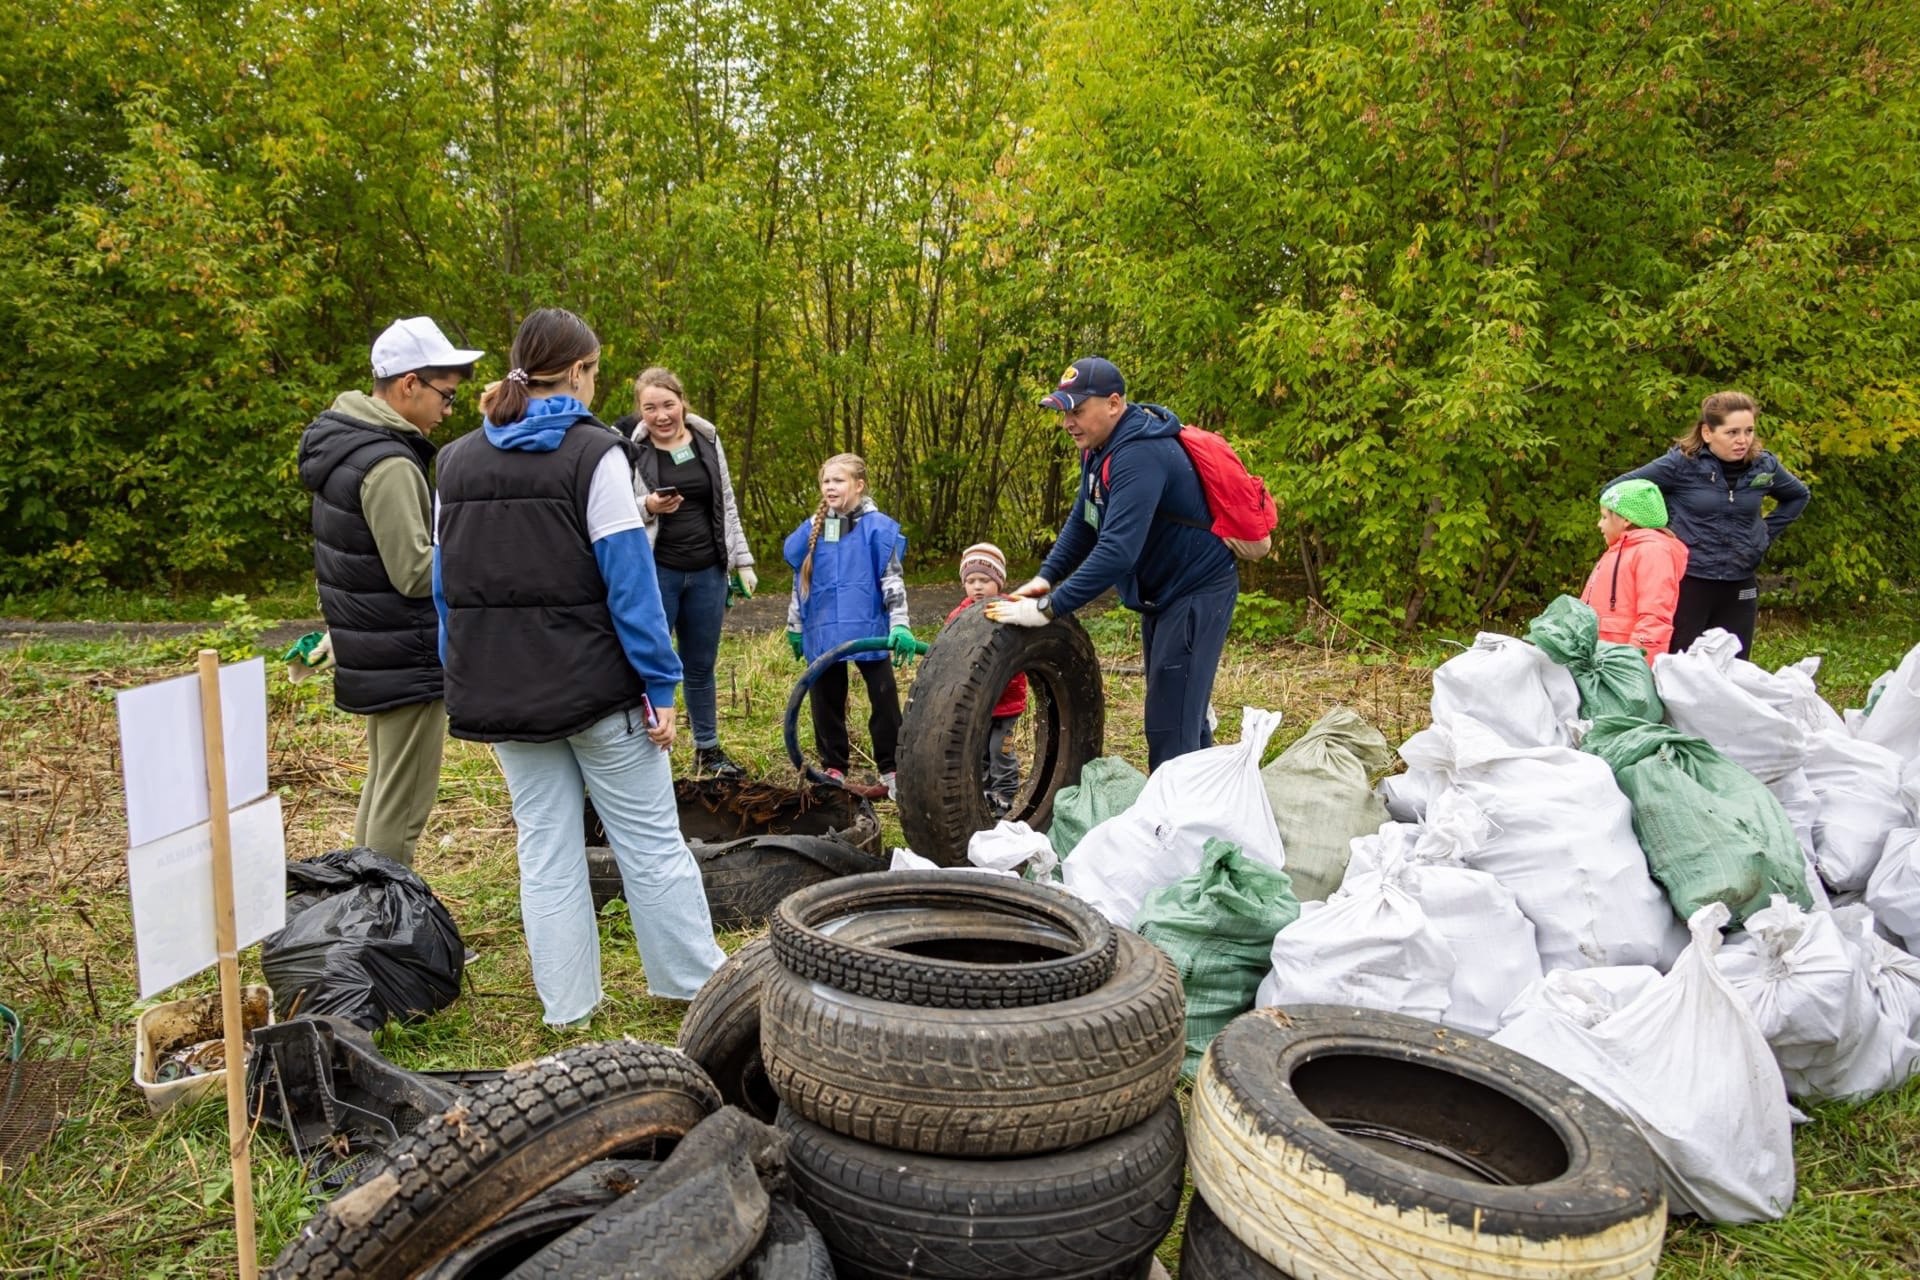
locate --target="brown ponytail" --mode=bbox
[478,308,600,426]
[1675,390,1760,458]
[798,496,830,601]
[797,452,869,601]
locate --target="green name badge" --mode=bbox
[1084,503,1100,530]
[823,517,842,543]
[670,444,696,465]
[1750,471,1772,488]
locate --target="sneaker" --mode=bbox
[823,767,848,786]
[694,746,747,779]
[883,771,898,801]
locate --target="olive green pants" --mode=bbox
[354,699,446,867]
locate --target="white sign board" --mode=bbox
[128,795,288,998]
[116,657,269,848]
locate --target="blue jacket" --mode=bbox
[1606,447,1810,582]
[783,506,904,663]
[1039,402,1238,615]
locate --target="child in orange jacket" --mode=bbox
[1580,479,1691,663]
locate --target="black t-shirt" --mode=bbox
[651,445,722,571]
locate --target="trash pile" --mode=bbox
[1049,603,1920,1225]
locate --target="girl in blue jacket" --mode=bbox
[783,453,921,798]
[1606,391,1809,657]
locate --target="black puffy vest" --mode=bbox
[297,411,443,714]
[434,418,650,743]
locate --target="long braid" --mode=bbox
[798,496,830,601]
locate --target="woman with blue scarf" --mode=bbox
[432,308,724,1025]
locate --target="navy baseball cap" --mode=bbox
[1040,357,1125,411]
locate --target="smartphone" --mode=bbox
[652,486,681,500]
[641,695,660,729]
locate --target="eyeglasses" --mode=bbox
[416,379,458,406]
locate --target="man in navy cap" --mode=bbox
[987,357,1238,770]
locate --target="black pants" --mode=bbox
[1670,574,1759,657]
[809,657,901,774]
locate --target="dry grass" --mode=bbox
[1,611,1918,1276]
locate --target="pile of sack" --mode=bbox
[1041,604,1920,1225]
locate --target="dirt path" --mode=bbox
[0,585,1111,650]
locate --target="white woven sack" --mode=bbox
[1408,717,1687,971]
[1864,829,1920,952]
[1429,632,1580,748]
[1775,657,1847,736]
[1654,629,1808,783]
[1345,796,1543,1038]
[1255,875,1453,1023]
[1061,708,1284,925]
[1497,965,1664,1030]
[1717,896,1884,1100]
[1853,642,1920,761]
[1803,731,1907,892]
[1493,904,1796,1224]
[1834,904,1920,1042]
[1377,764,1444,824]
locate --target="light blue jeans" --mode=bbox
[493,708,726,1023]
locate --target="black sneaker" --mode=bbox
[694,746,747,779]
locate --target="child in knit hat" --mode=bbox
[947,543,1028,815]
[1580,478,1690,663]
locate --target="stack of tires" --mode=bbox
[1183,1006,1671,1280]
[265,1042,833,1279]
[700,870,1189,1280]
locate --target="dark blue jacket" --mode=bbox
[1606,447,1809,582]
[1039,402,1238,615]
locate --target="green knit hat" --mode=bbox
[1599,478,1668,530]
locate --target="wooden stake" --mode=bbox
[197,649,259,1280]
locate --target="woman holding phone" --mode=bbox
[616,367,760,778]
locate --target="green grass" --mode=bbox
[1,600,1917,1276]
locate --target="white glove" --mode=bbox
[984,597,1051,628]
[737,566,758,596]
[1009,576,1051,599]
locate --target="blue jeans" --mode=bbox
[493,709,725,1023]
[655,563,729,749]
[1140,580,1238,771]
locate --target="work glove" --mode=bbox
[984,597,1052,628]
[282,631,334,683]
[726,566,759,607]
[1008,576,1051,599]
[889,624,930,668]
[788,630,806,661]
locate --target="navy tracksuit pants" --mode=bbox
[1140,580,1238,772]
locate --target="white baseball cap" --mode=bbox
[370,316,485,379]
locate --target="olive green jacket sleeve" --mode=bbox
[360,456,435,598]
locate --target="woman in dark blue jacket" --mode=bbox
[1606,391,1809,657]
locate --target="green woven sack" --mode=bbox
[1527,595,1664,723]
[1582,716,1811,925]
[1049,756,1148,860]
[1134,839,1300,1076]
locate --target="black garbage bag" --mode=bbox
[260,848,465,1029]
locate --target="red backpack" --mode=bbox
[1102,426,1277,557]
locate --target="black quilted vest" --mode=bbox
[297,411,442,714]
[434,418,650,742]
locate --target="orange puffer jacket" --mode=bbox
[1579,528,1691,664]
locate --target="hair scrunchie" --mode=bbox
[506,368,530,385]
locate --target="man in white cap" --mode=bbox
[296,317,483,866]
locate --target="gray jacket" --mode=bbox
[631,413,755,570]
